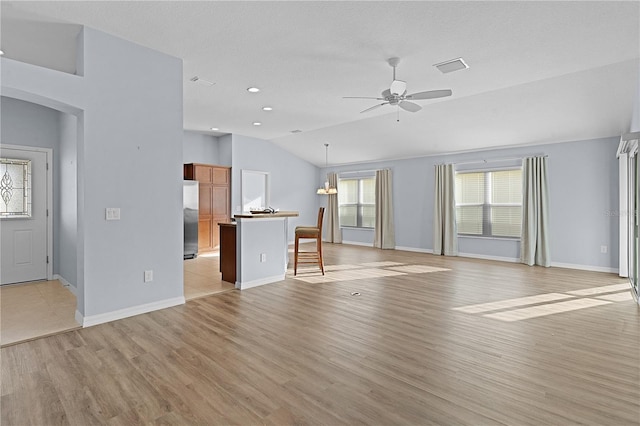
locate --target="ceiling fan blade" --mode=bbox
[343,96,385,100]
[405,89,453,100]
[360,103,389,113]
[399,101,422,113]
[390,79,407,96]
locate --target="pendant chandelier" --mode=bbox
[317,143,337,195]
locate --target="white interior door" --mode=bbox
[1,147,49,285]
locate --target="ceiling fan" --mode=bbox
[344,57,452,114]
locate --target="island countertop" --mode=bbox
[234,210,299,219]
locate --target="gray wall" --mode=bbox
[325,137,620,270]
[2,27,184,319]
[229,134,320,237]
[58,111,78,287]
[218,134,232,167]
[183,131,219,165]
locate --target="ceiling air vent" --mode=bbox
[189,76,215,86]
[434,58,469,74]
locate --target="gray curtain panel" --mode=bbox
[520,156,551,266]
[374,169,395,249]
[433,164,458,256]
[325,172,342,243]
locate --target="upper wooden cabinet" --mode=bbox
[184,163,231,252]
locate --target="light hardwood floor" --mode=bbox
[0,254,234,347]
[0,280,80,347]
[183,252,235,300]
[1,244,638,425]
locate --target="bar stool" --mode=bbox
[294,207,325,275]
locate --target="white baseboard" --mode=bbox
[78,296,185,328]
[236,274,285,290]
[342,240,373,247]
[550,262,619,274]
[53,274,77,295]
[75,310,84,326]
[458,252,520,263]
[315,242,621,275]
[395,246,433,254]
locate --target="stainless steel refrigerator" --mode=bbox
[183,180,199,259]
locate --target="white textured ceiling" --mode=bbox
[1,1,639,166]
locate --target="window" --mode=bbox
[0,158,32,219]
[338,177,375,228]
[455,169,522,238]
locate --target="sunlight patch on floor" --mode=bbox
[387,265,451,274]
[454,281,634,321]
[360,261,406,267]
[484,298,612,321]
[453,293,574,314]
[291,260,451,284]
[292,268,407,284]
[594,291,634,302]
[565,283,630,296]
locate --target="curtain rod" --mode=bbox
[452,154,547,167]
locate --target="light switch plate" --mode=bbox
[106,208,121,220]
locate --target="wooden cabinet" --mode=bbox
[219,222,236,284]
[184,163,231,252]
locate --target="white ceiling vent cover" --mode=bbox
[434,58,469,74]
[189,76,215,86]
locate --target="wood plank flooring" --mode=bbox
[2,244,639,425]
[0,255,233,348]
[183,252,235,300]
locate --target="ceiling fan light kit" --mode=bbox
[344,57,453,117]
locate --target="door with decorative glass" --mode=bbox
[0,147,49,285]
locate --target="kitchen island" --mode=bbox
[221,211,298,290]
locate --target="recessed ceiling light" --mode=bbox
[433,57,469,74]
[253,122,262,126]
[190,76,215,86]
[262,106,273,111]
[247,87,260,93]
[0,50,4,56]
[210,127,219,131]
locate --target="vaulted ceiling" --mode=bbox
[2,1,638,166]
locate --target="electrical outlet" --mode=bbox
[600,245,608,254]
[144,270,153,282]
[260,253,266,263]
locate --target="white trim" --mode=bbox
[458,252,520,263]
[53,274,77,296]
[550,262,619,274]
[1,144,54,281]
[342,240,373,247]
[235,274,285,290]
[78,297,185,328]
[75,310,84,326]
[619,152,629,277]
[340,226,374,232]
[395,246,433,254]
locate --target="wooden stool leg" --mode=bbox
[317,236,324,275]
[294,235,299,276]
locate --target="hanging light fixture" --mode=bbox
[317,143,338,195]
